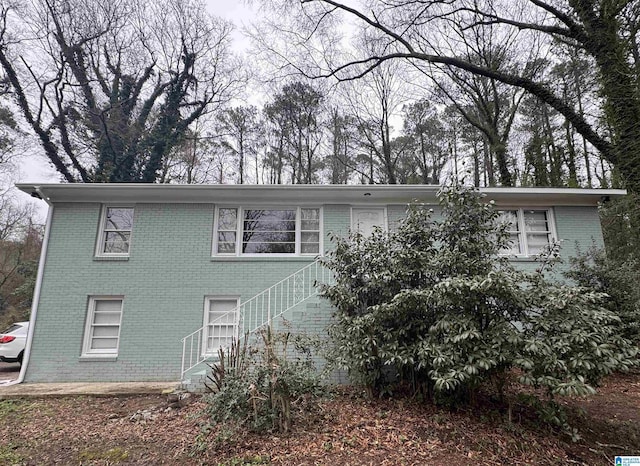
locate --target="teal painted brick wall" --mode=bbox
[555,205,604,254]
[26,203,331,382]
[505,206,605,274]
[25,202,605,383]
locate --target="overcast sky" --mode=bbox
[206,0,256,52]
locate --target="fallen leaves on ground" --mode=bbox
[1,372,638,465]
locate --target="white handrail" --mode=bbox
[180,259,331,379]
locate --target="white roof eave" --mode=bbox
[15,183,627,206]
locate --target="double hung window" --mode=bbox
[97,206,134,256]
[497,209,555,256]
[204,297,239,354]
[214,207,321,256]
[82,297,124,357]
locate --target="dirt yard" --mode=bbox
[0,372,639,465]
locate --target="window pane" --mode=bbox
[301,208,319,220]
[93,312,121,325]
[301,219,320,230]
[217,232,236,253]
[243,242,295,254]
[301,232,319,243]
[501,233,521,254]
[217,231,236,243]
[95,300,123,313]
[244,231,296,243]
[524,211,549,232]
[210,325,235,338]
[92,326,119,337]
[301,243,319,254]
[217,242,236,254]
[209,311,237,325]
[244,210,295,232]
[207,336,234,351]
[527,233,550,254]
[104,232,130,254]
[218,208,237,230]
[91,338,118,349]
[497,211,518,230]
[245,220,296,232]
[106,208,133,230]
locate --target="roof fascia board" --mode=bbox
[15,184,627,206]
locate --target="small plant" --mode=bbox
[202,324,324,442]
[205,334,250,393]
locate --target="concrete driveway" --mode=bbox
[0,361,20,382]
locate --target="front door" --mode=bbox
[351,208,386,237]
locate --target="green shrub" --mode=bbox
[566,247,640,344]
[203,325,323,436]
[320,183,638,409]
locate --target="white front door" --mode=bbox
[351,208,386,237]
[204,297,239,355]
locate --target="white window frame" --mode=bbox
[212,206,323,257]
[203,296,241,356]
[96,205,135,257]
[82,296,124,357]
[498,207,557,257]
[350,206,388,235]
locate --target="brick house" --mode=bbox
[13,184,624,388]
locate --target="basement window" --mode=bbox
[82,297,124,357]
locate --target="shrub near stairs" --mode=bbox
[202,325,323,436]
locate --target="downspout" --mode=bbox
[7,187,53,386]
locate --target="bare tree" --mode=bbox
[159,115,231,184]
[341,59,408,184]
[217,106,261,184]
[257,0,640,193]
[0,195,41,325]
[325,107,358,184]
[0,0,242,183]
[263,81,325,183]
[401,99,448,185]
[428,26,531,187]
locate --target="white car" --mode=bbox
[0,321,28,365]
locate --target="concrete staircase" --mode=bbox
[181,296,328,392]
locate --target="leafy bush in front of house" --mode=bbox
[202,325,324,437]
[320,184,638,411]
[565,247,640,344]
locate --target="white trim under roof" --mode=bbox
[15,183,627,206]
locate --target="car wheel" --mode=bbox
[17,351,23,365]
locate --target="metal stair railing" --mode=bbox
[180,259,331,379]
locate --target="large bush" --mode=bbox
[566,247,640,344]
[320,184,638,404]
